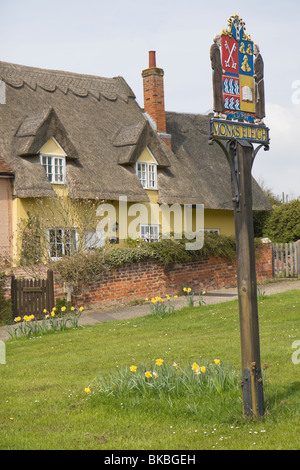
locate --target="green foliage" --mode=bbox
[262,200,300,242]
[0,272,12,325]
[55,297,72,313]
[7,306,83,339]
[91,359,240,400]
[18,212,43,265]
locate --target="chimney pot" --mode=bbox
[149,51,156,68]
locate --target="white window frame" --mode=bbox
[139,224,160,242]
[136,162,157,190]
[40,154,66,184]
[47,228,78,260]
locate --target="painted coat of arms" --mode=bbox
[210,14,265,125]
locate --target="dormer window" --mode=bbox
[40,155,66,183]
[136,162,157,189]
[39,137,67,184]
[135,147,158,190]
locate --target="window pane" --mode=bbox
[41,155,65,183]
[136,162,157,189]
[140,224,159,242]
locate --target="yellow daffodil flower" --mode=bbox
[145,371,152,378]
[192,362,200,371]
[214,359,221,365]
[130,365,137,372]
[156,358,164,366]
[84,387,91,394]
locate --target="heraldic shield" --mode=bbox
[221,14,255,123]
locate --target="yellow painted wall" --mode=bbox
[39,137,66,156]
[204,209,234,236]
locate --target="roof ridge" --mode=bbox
[0,60,118,82]
[0,61,135,101]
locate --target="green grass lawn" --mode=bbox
[0,290,299,450]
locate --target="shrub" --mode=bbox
[0,272,12,325]
[262,200,300,242]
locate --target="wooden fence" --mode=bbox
[272,242,300,278]
[11,269,55,318]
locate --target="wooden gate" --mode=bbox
[272,242,300,278]
[11,270,55,318]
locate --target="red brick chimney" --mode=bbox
[142,51,171,148]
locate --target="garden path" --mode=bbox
[1,279,299,342]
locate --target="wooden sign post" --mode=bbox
[208,14,270,418]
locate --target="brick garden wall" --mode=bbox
[61,242,273,309]
[2,243,274,310]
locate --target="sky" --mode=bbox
[0,0,299,200]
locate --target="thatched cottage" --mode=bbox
[0,51,270,262]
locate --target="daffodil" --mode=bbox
[14,316,21,323]
[201,366,206,373]
[61,306,66,312]
[79,306,84,311]
[130,365,137,372]
[84,387,91,394]
[51,311,55,317]
[156,358,164,366]
[214,359,221,365]
[192,362,200,371]
[71,306,75,311]
[145,371,152,378]
[153,372,158,378]
[43,309,47,314]
[183,287,187,292]
[172,362,178,369]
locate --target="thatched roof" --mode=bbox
[165,111,271,210]
[0,60,270,210]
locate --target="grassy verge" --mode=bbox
[0,290,299,450]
